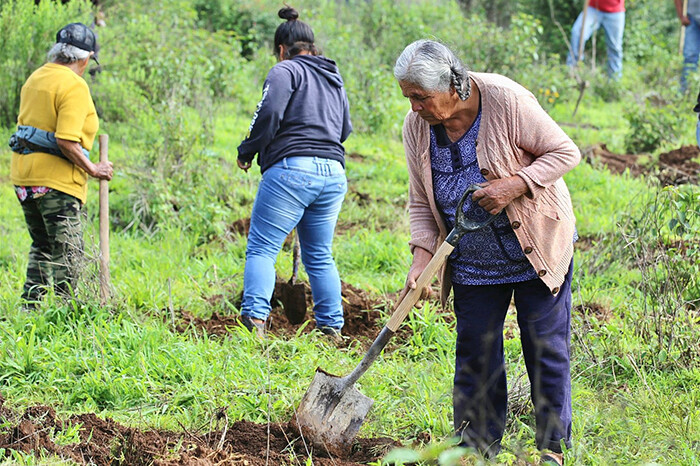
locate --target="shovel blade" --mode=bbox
[292,368,374,457]
[283,282,307,324]
[275,280,308,324]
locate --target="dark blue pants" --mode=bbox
[452,261,573,455]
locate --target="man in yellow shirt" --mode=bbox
[10,23,113,304]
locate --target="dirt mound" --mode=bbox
[180,280,398,344]
[658,145,700,185]
[583,143,646,177]
[0,397,398,465]
[583,143,699,185]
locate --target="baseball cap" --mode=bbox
[56,23,99,65]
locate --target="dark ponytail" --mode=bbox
[273,6,318,58]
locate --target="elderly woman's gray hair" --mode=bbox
[47,42,90,64]
[394,39,471,101]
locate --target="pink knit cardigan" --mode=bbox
[402,72,581,302]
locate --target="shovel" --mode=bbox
[279,230,308,324]
[292,185,497,457]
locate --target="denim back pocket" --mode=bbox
[279,170,312,188]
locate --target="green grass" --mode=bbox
[2,113,699,463]
[1,1,699,463]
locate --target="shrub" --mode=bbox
[92,2,246,124]
[624,99,687,153]
[0,0,93,127]
[88,0,258,235]
[308,1,550,134]
[516,0,580,57]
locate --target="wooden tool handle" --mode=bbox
[343,239,454,388]
[577,0,588,63]
[386,239,454,331]
[98,134,111,303]
[680,0,689,55]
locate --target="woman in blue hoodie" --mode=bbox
[237,6,352,339]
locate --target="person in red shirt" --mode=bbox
[567,0,626,80]
[675,0,700,92]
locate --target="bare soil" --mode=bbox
[180,280,407,346]
[0,395,398,465]
[583,143,700,185]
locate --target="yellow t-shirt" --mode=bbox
[10,62,99,204]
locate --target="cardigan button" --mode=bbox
[523,246,533,254]
[480,168,489,176]
[538,269,547,277]
[552,287,560,294]
[511,221,521,229]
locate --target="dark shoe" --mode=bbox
[318,326,343,343]
[541,452,564,465]
[240,315,265,339]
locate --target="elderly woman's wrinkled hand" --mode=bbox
[398,246,433,305]
[92,161,113,181]
[472,176,529,215]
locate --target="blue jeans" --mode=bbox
[452,260,573,455]
[241,156,347,329]
[682,15,700,92]
[567,7,625,80]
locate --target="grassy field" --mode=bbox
[2,101,699,464]
[1,0,699,464]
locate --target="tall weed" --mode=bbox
[616,184,700,367]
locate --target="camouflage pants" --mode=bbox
[19,190,84,301]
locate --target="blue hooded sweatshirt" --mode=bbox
[237,55,352,173]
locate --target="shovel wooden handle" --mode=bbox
[577,0,588,63]
[98,134,110,303]
[342,186,493,388]
[291,229,301,282]
[680,0,689,55]
[386,184,492,331]
[343,239,454,388]
[386,240,454,331]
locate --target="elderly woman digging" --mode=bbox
[394,40,580,465]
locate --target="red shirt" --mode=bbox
[589,0,625,13]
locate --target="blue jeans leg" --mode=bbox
[241,157,346,329]
[452,260,574,455]
[600,11,625,80]
[567,8,624,80]
[567,7,599,67]
[297,169,347,329]
[682,16,700,92]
